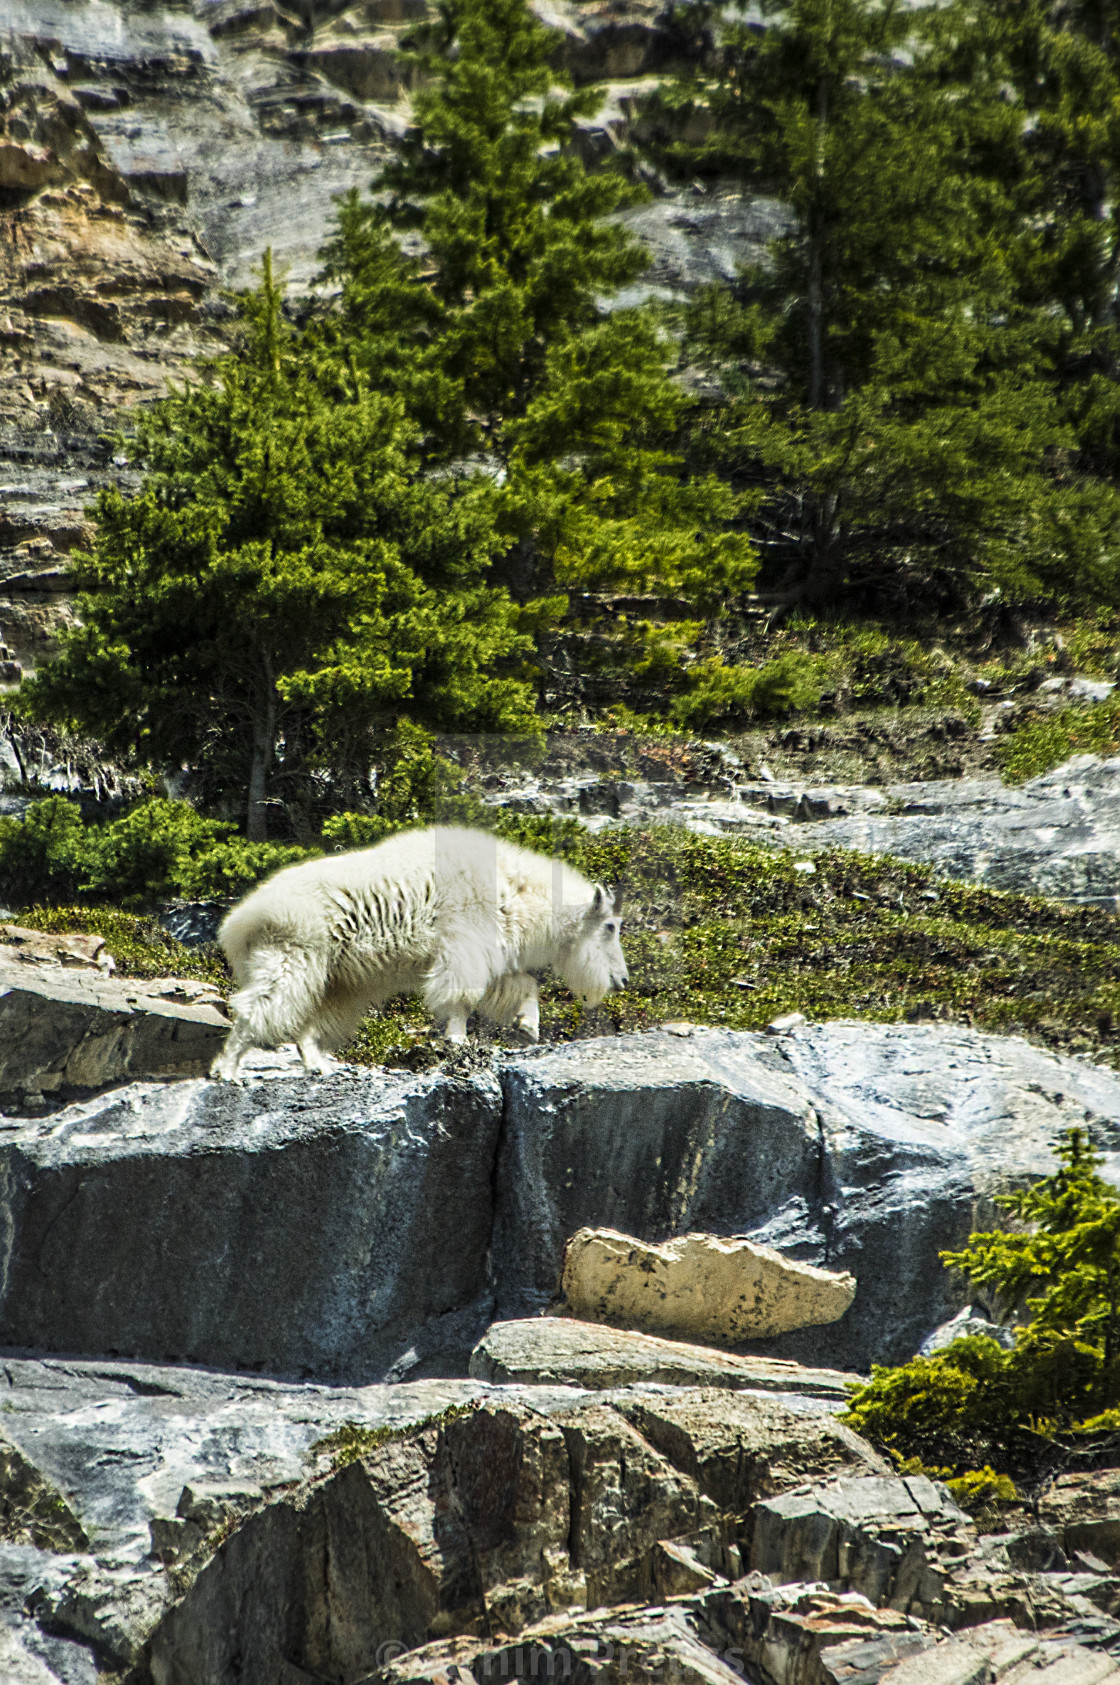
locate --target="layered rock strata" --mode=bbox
[4,1355,1120,1683]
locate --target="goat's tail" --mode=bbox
[227,942,328,1047]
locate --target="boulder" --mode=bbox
[0,952,229,1099]
[696,1578,936,1685]
[0,1066,502,1380]
[560,1225,856,1342]
[468,1317,857,1400]
[1,924,115,972]
[919,1306,1016,1357]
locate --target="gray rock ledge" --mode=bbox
[6,1022,1120,1379]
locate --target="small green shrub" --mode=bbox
[0,796,309,910]
[321,812,399,852]
[310,1403,475,1471]
[944,1465,1019,1518]
[672,651,823,727]
[844,1129,1120,1475]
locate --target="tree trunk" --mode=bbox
[808,224,823,409]
[807,74,828,410]
[246,690,278,842]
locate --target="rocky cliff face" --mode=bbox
[6,1021,1120,1381]
[0,0,779,676]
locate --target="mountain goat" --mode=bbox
[210,825,628,1080]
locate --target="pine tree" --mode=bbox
[318,0,758,610]
[960,0,1120,483]
[653,0,1120,611]
[21,256,536,840]
[843,1129,1120,1471]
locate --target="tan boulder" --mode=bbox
[560,1225,856,1344]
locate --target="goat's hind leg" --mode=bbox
[212,943,326,1079]
[297,981,375,1075]
[211,1016,254,1082]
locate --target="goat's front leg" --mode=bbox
[439,1006,470,1043]
[512,975,539,1042]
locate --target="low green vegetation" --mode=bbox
[10,814,1120,1068]
[9,816,1120,1061]
[3,905,224,986]
[274,819,1120,1065]
[844,1129,1120,1483]
[310,1404,475,1471]
[0,795,308,909]
[996,696,1120,784]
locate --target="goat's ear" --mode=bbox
[612,886,623,915]
[586,886,604,920]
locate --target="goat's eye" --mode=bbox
[605,922,616,934]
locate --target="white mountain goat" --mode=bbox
[210,825,628,1079]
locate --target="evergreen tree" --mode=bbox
[844,1129,1120,1471]
[318,0,758,608]
[21,257,535,839]
[955,1,1120,482]
[653,0,1120,610]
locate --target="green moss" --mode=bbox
[310,1403,476,1471]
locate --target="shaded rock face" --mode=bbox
[0,1065,502,1379]
[496,1022,1120,1370]
[6,1021,1120,1379]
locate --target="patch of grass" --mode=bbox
[996,697,1120,783]
[2,905,227,987]
[335,823,1120,1069]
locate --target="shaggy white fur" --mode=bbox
[210,825,628,1079]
